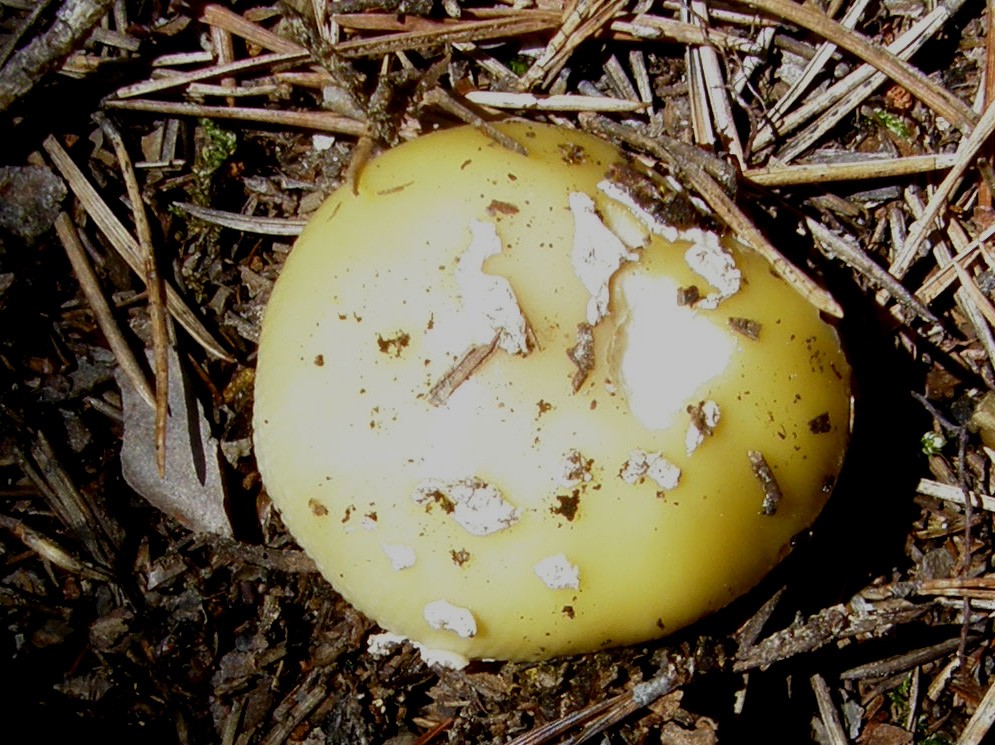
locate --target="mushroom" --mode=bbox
[252,122,852,663]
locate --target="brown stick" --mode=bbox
[727,0,977,134]
[97,114,171,478]
[0,0,116,112]
[43,135,233,361]
[54,212,156,411]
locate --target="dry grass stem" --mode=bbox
[334,14,561,59]
[16,432,120,570]
[951,261,995,334]
[610,14,761,52]
[199,2,303,54]
[752,0,966,155]
[603,54,639,102]
[42,135,233,361]
[744,153,958,186]
[918,577,995,601]
[917,478,995,511]
[730,0,976,134]
[428,335,501,407]
[839,638,962,681]
[895,99,995,277]
[464,90,647,112]
[754,0,869,146]
[422,88,528,155]
[628,49,653,107]
[804,216,937,324]
[104,99,368,135]
[177,203,308,235]
[186,81,283,98]
[257,672,330,745]
[730,25,776,97]
[97,114,171,479]
[209,19,236,101]
[0,514,114,581]
[152,50,216,67]
[925,214,995,375]
[54,213,155,411]
[913,213,995,305]
[683,4,714,148]
[517,0,628,90]
[689,0,744,165]
[112,51,309,100]
[810,674,848,745]
[956,671,995,745]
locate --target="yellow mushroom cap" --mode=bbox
[252,122,852,662]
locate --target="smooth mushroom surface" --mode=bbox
[252,121,852,662]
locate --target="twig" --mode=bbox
[54,212,155,411]
[518,0,627,90]
[258,671,331,745]
[744,153,958,186]
[176,202,308,235]
[603,54,639,102]
[734,587,785,652]
[199,3,303,54]
[915,217,995,305]
[335,14,561,59]
[610,14,761,53]
[810,674,849,745]
[111,50,308,99]
[683,1,714,148]
[752,0,967,155]
[958,678,995,745]
[840,637,963,680]
[103,99,368,135]
[979,0,995,209]
[934,217,995,376]
[0,0,56,68]
[97,114,170,479]
[754,0,870,149]
[895,99,995,277]
[628,49,653,110]
[463,90,646,112]
[917,478,995,512]
[689,0,745,165]
[506,665,681,745]
[209,16,236,105]
[734,599,929,672]
[950,261,995,334]
[804,216,938,324]
[427,335,501,406]
[42,135,233,361]
[0,513,115,581]
[14,430,120,570]
[421,88,528,156]
[412,718,454,745]
[728,0,976,134]
[0,0,116,112]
